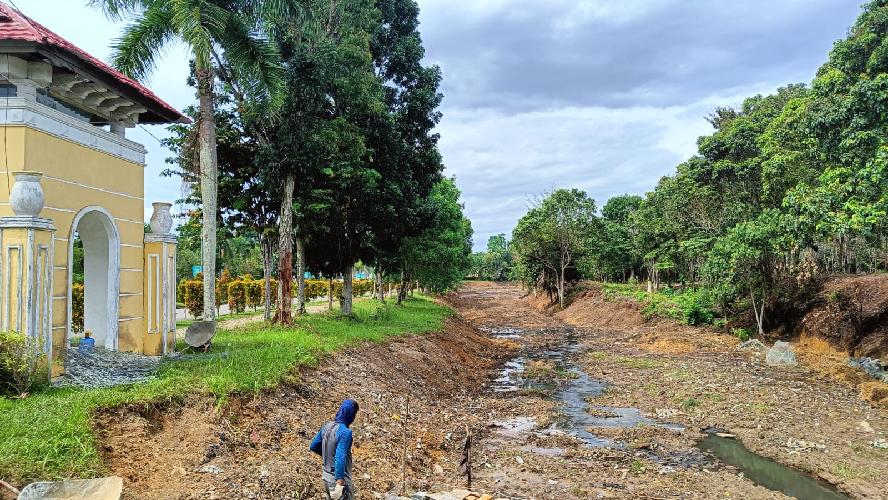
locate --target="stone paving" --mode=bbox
[59,347,162,389]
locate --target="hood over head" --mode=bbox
[335,399,359,427]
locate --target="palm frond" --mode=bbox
[218,13,286,116]
[170,0,230,70]
[110,1,176,79]
[88,0,151,21]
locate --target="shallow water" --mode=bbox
[487,324,683,447]
[698,435,848,500]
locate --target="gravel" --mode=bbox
[58,347,162,389]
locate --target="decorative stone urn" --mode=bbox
[10,171,45,217]
[149,202,173,234]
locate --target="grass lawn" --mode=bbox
[175,310,263,329]
[0,297,451,483]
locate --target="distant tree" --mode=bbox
[513,189,598,308]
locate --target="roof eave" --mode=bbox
[0,40,188,125]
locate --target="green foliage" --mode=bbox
[601,283,717,326]
[512,189,598,306]
[227,281,247,313]
[508,2,888,328]
[470,234,514,281]
[71,284,84,334]
[732,328,751,342]
[403,179,473,293]
[179,279,204,318]
[0,297,450,482]
[0,331,47,396]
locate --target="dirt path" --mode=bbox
[96,282,887,499]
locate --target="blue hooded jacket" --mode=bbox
[310,399,358,480]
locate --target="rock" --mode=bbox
[198,465,223,474]
[18,477,123,500]
[766,341,797,366]
[784,438,826,454]
[736,339,767,353]
[872,438,888,449]
[185,321,217,348]
[849,357,888,382]
[515,456,524,465]
[432,463,444,474]
[856,420,875,433]
[58,348,161,389]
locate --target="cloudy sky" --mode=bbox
[15,0,863,250]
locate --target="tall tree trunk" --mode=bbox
[342,263,354,316]
[295,236,306,315]
[197,69,218,322]
[397,267,407,305]
[328,277,334,311]
[275,174,295,325]
[261,232,273,322]
[377,263,386,303]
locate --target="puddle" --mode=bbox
[698,434,848,500]
[480,326,524,340]
[493,416,537,438]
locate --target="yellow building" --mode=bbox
[0,2,186,373]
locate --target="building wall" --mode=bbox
[0,125,146,355]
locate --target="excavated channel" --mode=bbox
[485,324,850,498]
[485,325,684,449]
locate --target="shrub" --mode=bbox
[227,281,247,313]
[732,327,751,342]
[245,279,262,310]
[0,331,47,396]
[217,269,234,304]
[180,279,204,318]
[71,283,84,333]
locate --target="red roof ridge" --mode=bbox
[0,1,186,123]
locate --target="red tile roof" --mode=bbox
[0,2,187,124]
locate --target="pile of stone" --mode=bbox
[59,348,162,389]
[848,357,888,382]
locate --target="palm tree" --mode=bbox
[91,0,285,323]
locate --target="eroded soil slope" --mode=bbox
[96,318,510,499]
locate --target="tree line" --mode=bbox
[511,0,888,333]
[96,0,472,323]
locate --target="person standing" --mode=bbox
[310,399,359,500]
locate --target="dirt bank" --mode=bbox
[796,274,888,358]
[95,317,511,499]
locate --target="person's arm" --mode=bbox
[334,427,353,480]
[309,429,323,455]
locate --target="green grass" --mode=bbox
[175,310,264,329]
[0,297,451,483]
[600,283,717,326]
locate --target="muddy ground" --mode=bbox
[97,282,887,499]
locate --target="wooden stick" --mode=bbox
[0,479,21,495]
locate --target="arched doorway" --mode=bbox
[67,206,120,350]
